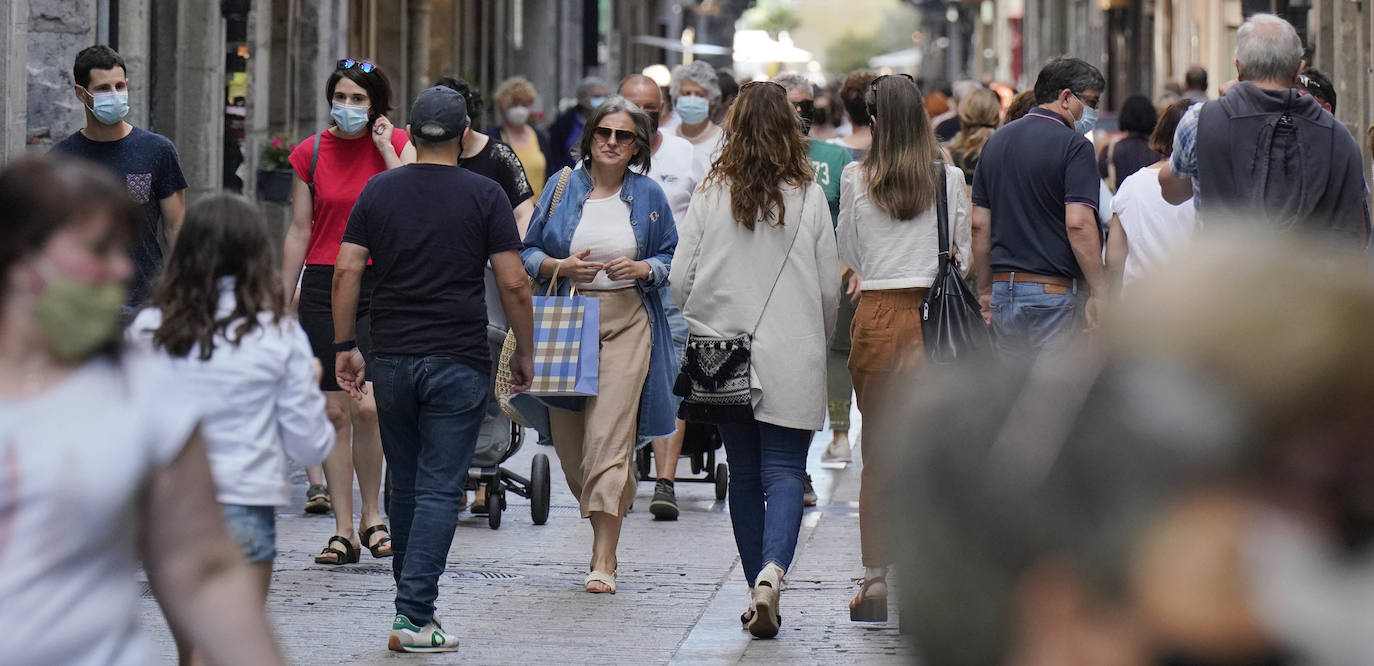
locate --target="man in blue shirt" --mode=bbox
[971,57,1107,359]
[51,45,187,311]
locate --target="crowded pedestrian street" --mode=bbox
[134,416,916,664]
[8,0,1374,664]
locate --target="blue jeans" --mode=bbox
[989,279,1086,361]
[717,421,812,586]
[220,504,276,563]
[371,354,489,626]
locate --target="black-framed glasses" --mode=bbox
[592,126,636,144]
[740,80,786,94]
[337,59,376,73]
[866,73,915,118]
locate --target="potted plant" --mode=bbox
[256,134,297,203]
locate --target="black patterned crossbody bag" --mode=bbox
[674,196,807,424]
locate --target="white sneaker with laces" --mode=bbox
[821,437,852,463]
[388,615,460,653]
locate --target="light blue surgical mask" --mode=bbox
[84,89,130,126]
[331,102,370,134]
[676,95,710,124]
[588,96,606,110]
[1074,94,1099,135]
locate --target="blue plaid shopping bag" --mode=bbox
[528,271,599,397]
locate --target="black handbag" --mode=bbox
[674,196,807,424]
[921,163,992,364]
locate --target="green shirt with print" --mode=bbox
[808,138,852,228]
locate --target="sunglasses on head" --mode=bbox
[593,126,636,144]
[337,58,376,73]
[741,80,786,94]
[866,73,915,118]
[1298,73,1328,96]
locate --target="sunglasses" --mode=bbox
[741,80,786,94]
[791,100,816,115]
[866,74,915,118]
[592,126,636,145]
[1298,73,1328,97]
[337,58,376,73]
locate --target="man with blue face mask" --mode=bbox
[970,57,1107,360]
[51,45,188,314]
[547,76,608,171]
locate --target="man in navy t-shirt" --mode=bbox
[331,85,533,654]
[971,57,1107,360]
[50,45,187,310]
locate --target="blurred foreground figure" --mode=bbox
[0,156,283,664]
[894,231,1374,665]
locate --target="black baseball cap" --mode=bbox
[409,86,469,142]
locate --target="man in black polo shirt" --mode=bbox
[971,57,1107,359]
[332,86,534,653]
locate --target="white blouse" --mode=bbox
[571,194,639,290]
[836,162,972,290]
[128,279,333,507]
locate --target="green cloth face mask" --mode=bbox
[33,275,127,362]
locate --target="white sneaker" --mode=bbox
[821,437,852,463]
[388,615,460,653]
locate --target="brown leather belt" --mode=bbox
[993,272,1076,288]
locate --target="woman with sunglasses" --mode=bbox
[836,74,970,622]
[281,58,415,567]
[670,81,841,638]
[520,96,678,595]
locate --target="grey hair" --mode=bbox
[670,61,721,103]
[891,353,1246,666]
[1234,13,1304,82]
[575,75,607,101]
[770,73,813,99]
[575,95,653,174]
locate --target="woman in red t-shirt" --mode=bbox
[281,59,414,566]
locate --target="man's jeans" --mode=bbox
[717,421,812,585]
[989,279,1086,361]
[370,354,489,626]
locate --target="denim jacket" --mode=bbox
[517,167,679,445]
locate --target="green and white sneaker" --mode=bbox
[388,614,460,653]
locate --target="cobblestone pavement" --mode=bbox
[137,408,916,664]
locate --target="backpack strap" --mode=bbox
[307,130,324,200]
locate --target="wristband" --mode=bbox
[333,340,358,353]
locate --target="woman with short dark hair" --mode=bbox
[1099,93,1162,191]
[521,96,678,595]
[0,156,285,665]
[281,58,414,566]
[671,81,841,638]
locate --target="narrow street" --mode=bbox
[137,414,916,664]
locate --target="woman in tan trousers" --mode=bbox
[520,96,679,594]
[836,75,972,622]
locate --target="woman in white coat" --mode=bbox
[670,80,841,639]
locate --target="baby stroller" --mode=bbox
[635,421,729,501]
[468,325,552,529]
[380,325,551,530]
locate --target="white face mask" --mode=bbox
[505,105,531,126]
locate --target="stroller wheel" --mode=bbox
[531,454,551,525]
[715,463,729,501]
[487,483,503,530]
[690,452,704,475]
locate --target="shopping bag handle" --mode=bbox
[545,259,578,298]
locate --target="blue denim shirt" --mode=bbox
[517,167,679,445]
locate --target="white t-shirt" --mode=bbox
[571,193,638,290]
[0,352,200,665]
[1110,166,1198,292]
[127,279,333,506]
[679,124,725,177]
[643,132,705,223]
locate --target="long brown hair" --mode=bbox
[863,76,943,220]
[150,194,285,360]
[706,82,813,230]
[947,88,1001,167]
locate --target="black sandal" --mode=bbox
[849,576,888,622]
[361,523,393,559]
[739,608,781,630]
[314,535,359,565]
